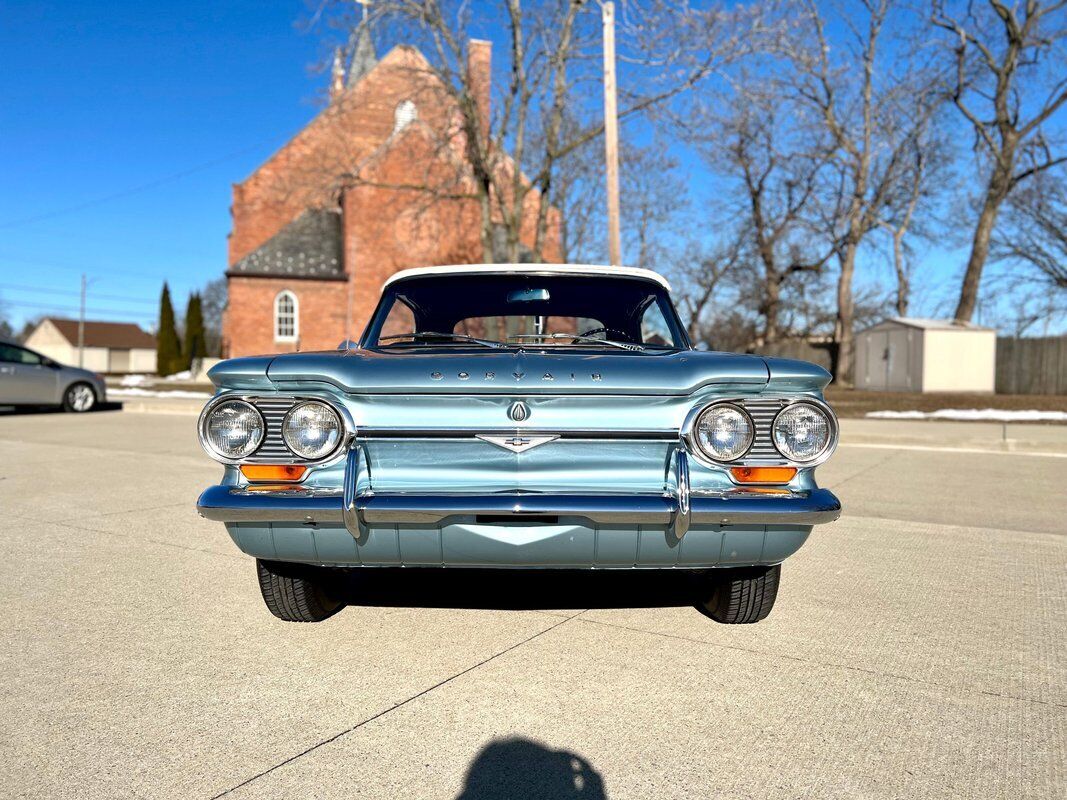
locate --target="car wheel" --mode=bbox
[696,565,780,624]
[256,559,343,623]
[63,383,97,413]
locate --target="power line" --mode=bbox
[1,144,270,229]
[0,251,186,280]
[1,299,155,319]
[0,129,301,230]
[0,282,157,305]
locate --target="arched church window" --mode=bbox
[393,100,418,134]
[274,291,298,342]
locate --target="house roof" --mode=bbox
[228,209,346,280]
[44,318,156,349]
[383,264,673,291]
[872,317,996,332]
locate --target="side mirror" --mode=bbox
[42,358,60,369]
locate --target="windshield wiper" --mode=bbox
[511,333,644,351]
[378,332,505,349]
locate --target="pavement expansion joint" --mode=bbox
[208,610,587,799]
[574,617,1066,710]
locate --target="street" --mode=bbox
[1,410,1064,799]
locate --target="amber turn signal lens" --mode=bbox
[730,466,797,484]
[240,464,307,482]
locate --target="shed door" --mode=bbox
[866,331,889,390]
[886,328,911,391]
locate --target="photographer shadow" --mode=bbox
[456,737,606,800]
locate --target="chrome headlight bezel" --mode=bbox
[771,401,837,464]
[198,399,266,463]
[682,395,839,469]
[197,394,353,466]
[281,400,344,461]
[686,401,756,464]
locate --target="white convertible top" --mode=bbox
[383,263,672,292]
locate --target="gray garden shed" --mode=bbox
[854,318,996,393]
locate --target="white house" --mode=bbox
[24,318,157,374]
[854,317,996,393]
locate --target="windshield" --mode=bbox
[363,273,688,350]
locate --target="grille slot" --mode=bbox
[740,397,788,464]
[250,397,298,463]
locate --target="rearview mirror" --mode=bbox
[507,288,550,303]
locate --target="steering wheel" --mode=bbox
[574,326,630,344]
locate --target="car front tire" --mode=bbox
[696,565,780,624]
[63,383,97,413]
[256,559,344,622]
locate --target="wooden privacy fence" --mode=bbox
[996,336,1067,395]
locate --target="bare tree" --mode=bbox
[786,0,945,384]
[318,0,776,264]
[691,76,832,347]
[876,113,954,317]
[200,277,228,357]
[992,170,1067,290]
[931,0,1067,322]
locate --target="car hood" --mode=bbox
[208,348,802,396]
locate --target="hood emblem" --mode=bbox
[477,434,559,454]
[508,401,530,422]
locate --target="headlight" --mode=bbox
[282,401,343,460]
[773,403,833,462]
[693,403,754,462]
[202,400,264,460]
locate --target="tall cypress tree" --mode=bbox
[183,292,207,370]
[157,282,182,376]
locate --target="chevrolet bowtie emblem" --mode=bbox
[476,434,560,453]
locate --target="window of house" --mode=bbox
[393,100,418,134]
[274,291,298,342]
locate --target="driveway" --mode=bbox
[0,411,1063,799]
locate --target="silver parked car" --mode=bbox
[0,341,108,412]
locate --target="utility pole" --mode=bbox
[78,273,86,367]
[602,1,622,266]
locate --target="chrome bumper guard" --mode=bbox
[197,444,841,540]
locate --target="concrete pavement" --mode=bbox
[0,411,1063,799]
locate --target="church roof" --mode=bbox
[228,209,346,280]
[347,24,377,88]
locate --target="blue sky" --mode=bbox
[1,1,329,329]
[1,1,1052,335]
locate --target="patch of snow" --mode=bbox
[119,374,151,387]
[110,388,211,400]
[162,370,193,381]
[866,409,1067,422]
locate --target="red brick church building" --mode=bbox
[222,32,561,357]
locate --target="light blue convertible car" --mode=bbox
[197,265,841,623]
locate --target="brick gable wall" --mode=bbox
[222,41,562,359]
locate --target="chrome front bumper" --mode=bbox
[196,445,842,540]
